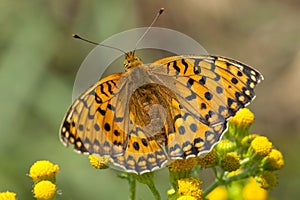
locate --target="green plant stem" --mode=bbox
[129,174,136,200]
[146,181,161,200]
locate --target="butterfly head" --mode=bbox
[124,52,143,71]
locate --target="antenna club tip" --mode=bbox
[159,8,165,14]
[72,34,80,39]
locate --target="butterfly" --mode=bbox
[60,51,263,174]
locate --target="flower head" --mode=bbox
[228,108,254,139]
[168,157,198,172]
[198,149,216,168]
[89,155,110,169]
[249,136,272,158]
[256,171,278,190]
[263,149,284,170]
[0,191,16,200]
[230,108,254,127]
[243,178,268,200]
[178,178,202,199]
[29,160,59,183]
[221,152,241,172]
[33,180,56,200]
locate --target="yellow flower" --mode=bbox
[243,178,268,200]
[256,171,278,190]
[249,136,272,157]
[29,160,59,183]
[264,149,284,170]
[206,186,227,200]
[228,108,255,139]
[89,155,110,169]
[198,149,216,168]
[0,191,16,200]
[168,157,198,172]
[177,196,197,200]
[221,152,240,172]
[178,178,203,199]
[33,180,56,200]
[230,108,254,127]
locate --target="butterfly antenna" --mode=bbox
[133,8,165,54]
[72,34,127,54]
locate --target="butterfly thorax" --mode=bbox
[123,52,143,71]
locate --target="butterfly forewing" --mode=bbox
[149,55,263,125]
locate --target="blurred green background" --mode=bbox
[1,0,300,199]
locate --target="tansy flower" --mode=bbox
[29,160,59,183]
[178,178,203,199]
[256,171,278,190]
[206,186,227,200]
[198,149,216,168]
[168,157,198,172]
[0,191,16,200]
[89,155,110,169]
[243,178,268,200]
[33,180,56,200]
[228,108,254,139]
[221,152,241,172]
[169,158,199,189]
[249,136,272,158]
[229,108,254,127]
[263,149,284,170]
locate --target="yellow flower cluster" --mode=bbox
[168,157,198,172]
[221,152,241,172]
[257,171,278,190]
[0,191,16,200]
[198,150,216,168]
[264,149,284,170]
[29,160,59,183]
[178,178,203,200]
[29,160,59,200]
[249,136,272,157]
[33,181,56,200]
[89,155,110,169]
[228,108,255,140]
[230,108,254,127]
